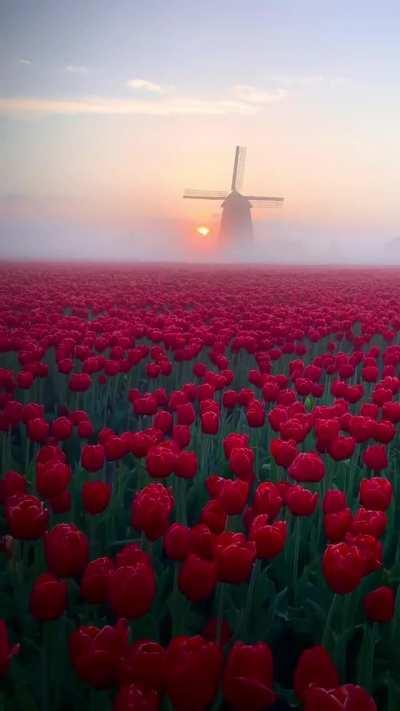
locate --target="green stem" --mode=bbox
[321,593,338,649]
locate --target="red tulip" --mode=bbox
[179,554,218,602]
[294,645,339,702]
[45,523,88,577]
[108,563,156,619]
[6,494,49,540]
[322,542,364,594]
[223,641,276,711]
[118,640,165,689]
[363,586,395,622]
[30,573,67,620]
[0,620,19,677]
[304,684,377,711]
[287,486,318,516]
[359,477,392,511]
[82,481,111,514]
[363,444,388,472]
[250,517,288,559]
[69,619,129,688]
[113,683,159,711]
[288,452,325,483]
[164,636,222,711]
[81,444,105,473]
[81,556,114,604]
[164,523,191,561]
[131,483,174,541]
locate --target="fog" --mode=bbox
[0,212,398,266]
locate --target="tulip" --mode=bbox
[82,481,111,514]
[179,554,218,602]
[6,494,49,540]
[253,482,282,518]
[81,556,114,604]
[164,523,191,561]
[287,486,318,516]
[294,645,339,702]
[363,444,388,472]
[36,460,71,499]
[69,619,129,688]
[30,573,67,620]
[322,542,364,594]
[108,563,156,619]
[146,445,177,478]
[250,517,288,559]
[131,483,174,541]
[45,523,88,577]
[113,683,160,711]
[0,470,27,503]
[164,635,222,711]
[304,684,377,711]
[223,641,276,711]
[118,640,165,689]
[175,450,198,479]
[81,444,105,473]
[216,540,256,584]
[359,477,392,511]
[288,452,325,483]
[0,620,19,677]
[270,438,297,468]
[228,447,254,481]
[363,586,395,622]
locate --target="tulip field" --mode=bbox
[2,262,400,710]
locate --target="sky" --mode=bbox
[0,0,400,262]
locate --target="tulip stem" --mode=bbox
[215,583,225,645]
[321,593,338,649]
[291,517,301,601]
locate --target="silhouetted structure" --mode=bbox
[183,146,284,247]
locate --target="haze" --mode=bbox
[1,0,400,264]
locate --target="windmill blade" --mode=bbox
[183,189,227,200]
[235,146,247,192]
[246,195,285,208]
[231,145,246,191]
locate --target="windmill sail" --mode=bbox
[231,146,246,192]
[183,189,227,200]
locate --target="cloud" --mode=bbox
[127,78,164,93]
[232,85,288,104]
[19,59,32,65]
[65,65,88,74]
[0,95,260,118]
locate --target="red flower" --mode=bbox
[288,452,325,483]
[322,542,364,594]
[323,489,347,514]
[363,586,395,622]
[201,410,219,435]
[228,447,254,481]
[324,509,353,541]
[216,540,256,584]
[108,563,156,619]
[164,635,222,711]
[294,645,339,702]
[68,372,91,392]
[253,482,283,518]
[113,683,159,711]
[118,640,165,689]
[287,486,318,516]
[81,556,114,604]
[30,573,67,620]
[179,554,218,602]
[350,508,387,537]
[223,641,276,711]
[270,438,297,468]
[81,444,105,473]
[217,479,249,515]
[359,477,392,511]
[36,460,71,499]
[0,470,27,503]
[223,433,249,459]
[363,444,388,471]
[27,417,49,443]
[304,684,377,711]
[6,494,49,540]
[146,445,177,479]
[175,451,198,479]
[0,620,19,677]
[82,481,111,514]
[328,435,356,461]
[45,523,88,577]
[164,523,191,561]
[51,416,73,441]
[131,483,174,541]
[69,619,129,688]
[250,517,288,559]
[200,500,227,534]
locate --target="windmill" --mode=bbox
[183,146,284,246]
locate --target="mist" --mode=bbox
[0,212,398,265]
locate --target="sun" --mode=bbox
[196,225,210,238]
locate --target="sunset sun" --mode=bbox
[197,225,210,238]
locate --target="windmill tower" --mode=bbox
[183,146,284,246]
